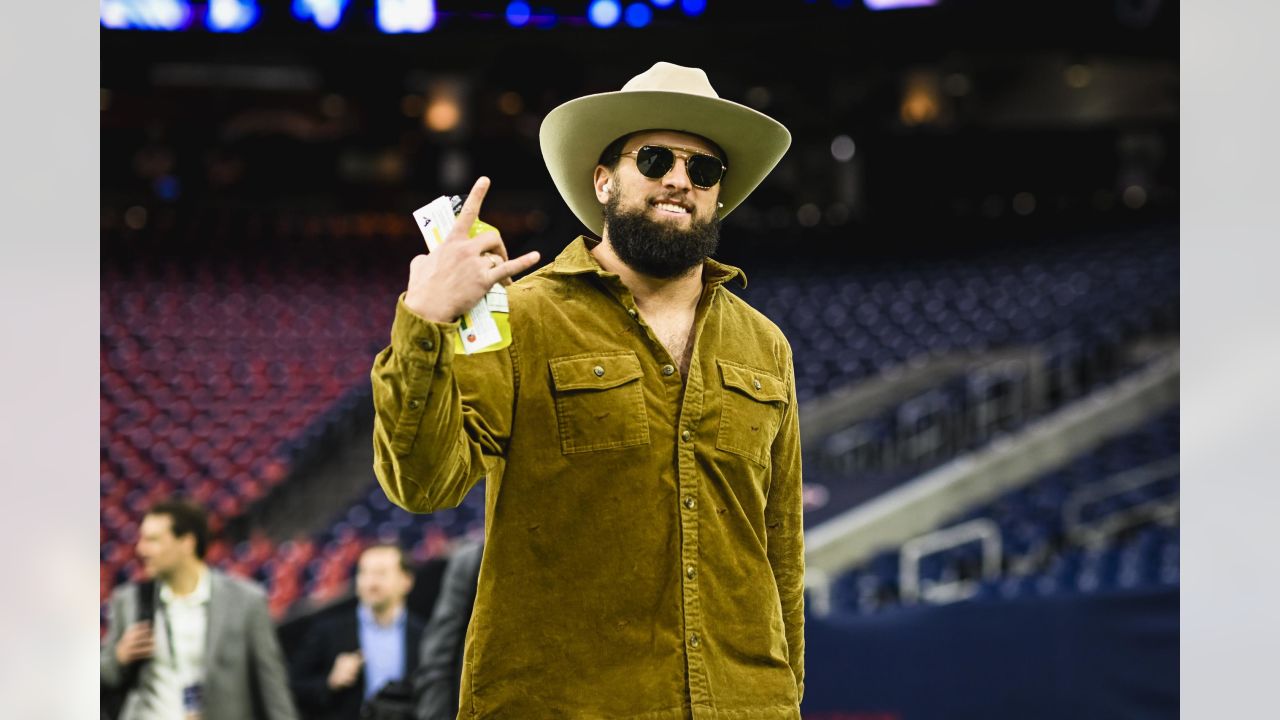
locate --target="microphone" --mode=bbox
[137,579,157,625]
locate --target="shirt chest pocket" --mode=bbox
[716,359,789,467]
[549,351,650,454]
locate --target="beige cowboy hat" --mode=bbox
[539,61,792,237]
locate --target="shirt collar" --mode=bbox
[357,603,407,630]
[550,236,748,290]
[159,565,211,606]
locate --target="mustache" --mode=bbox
[650,194,693,208]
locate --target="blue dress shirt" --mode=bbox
[356,604,407,700]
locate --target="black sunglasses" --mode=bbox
[615,144,727,189]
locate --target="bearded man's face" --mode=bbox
[599,130,724,279]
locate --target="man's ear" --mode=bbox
[593,166,613,204]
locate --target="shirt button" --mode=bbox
[627,308,638,319]
[418,339,435,351]
[685,565,697,579]
[753,378,762,390]
[689,633,701,648]
[407,399,421,410]
[593,365,605,377]
[681,430,691,442]
[683,497,697,510]
[661,364,675,377]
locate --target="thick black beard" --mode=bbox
[602,191,721,279]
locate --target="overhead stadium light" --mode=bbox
[426,98,461,132]
[588,0,621,27]
[505,1,532,27]
[291,0,350,31]
[680,0,706,15]
[624,3,652,27]
[100,0,192,30]
[376,0,436,33]
[830,135,856,162]
[207,0,259,32]
[864,0,939,10]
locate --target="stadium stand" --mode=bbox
[100,221,1176,628]
[828,406,1179,616]
[99,247,400,620]
[740,225,1177,402]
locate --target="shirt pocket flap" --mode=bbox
[550,351,644,392]
[718,360,789,404]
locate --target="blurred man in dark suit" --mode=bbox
[291,544,425,720]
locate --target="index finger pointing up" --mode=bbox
[453,176,490,236]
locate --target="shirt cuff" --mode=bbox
[391,293,458,367]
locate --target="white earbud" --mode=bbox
[603,182,612,192]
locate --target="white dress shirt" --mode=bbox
[134,568,211,719]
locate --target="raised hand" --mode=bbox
[403,176,541,323]
[114,621,155,665]
[327,651,364,690]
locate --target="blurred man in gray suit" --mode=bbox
[100,500,298,720]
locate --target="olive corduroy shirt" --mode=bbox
[371,237,805,719]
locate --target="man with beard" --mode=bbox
[370,62,802,719]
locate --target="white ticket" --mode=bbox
[412,195,506,354]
